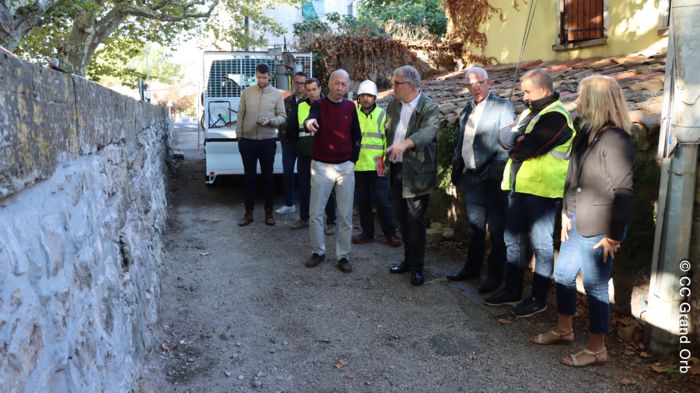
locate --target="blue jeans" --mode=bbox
[503,192,560,303]
[297,155,336,223]
[355,171,396,238]
[461,174,507,280]
[555,213,614,335]
[281,140,297,207]
[239,138,276,211]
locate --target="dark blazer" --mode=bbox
[385,93,440,198]
[451,93,515,185]
[281,94,303,142]
[563,125,635,240]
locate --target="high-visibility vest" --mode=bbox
[501,100,575,198]
[296,101,313,156]
[297,101,311,128]
[355,106,386,171]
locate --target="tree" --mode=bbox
[92,43,182,87]
[0,0,63,50]
[206,0,292,51]
[359,0,447,37]
[14,0,216,75]
[10,0,293,77]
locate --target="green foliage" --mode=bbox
[292,17,330,36]
[359,0,447,36]
[293,12,385,38]
[436,123,459,192]
[211,0,290,51]
[14,0,290,81]
[91,43,182,88]
[16,0,197,79]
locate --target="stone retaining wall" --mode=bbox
[0,52,169,392]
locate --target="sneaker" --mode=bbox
[512,297,547,318]
[483,289,521,306]
[275,204,296,214]
[324,223,337,236]
[305,253,325,268]
[290,218,309,230]
[336,258,352,273]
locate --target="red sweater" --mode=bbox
[308,97,361,164]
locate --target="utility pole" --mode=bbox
[645,0,700,360]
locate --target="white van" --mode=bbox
[201,51,313,184]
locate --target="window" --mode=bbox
[562,0,604,42]
[553,0,608,50]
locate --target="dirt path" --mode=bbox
[140,123,677,393]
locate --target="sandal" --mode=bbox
[531,329,574,345]
[561,348,608,367]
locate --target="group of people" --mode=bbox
[235,62,635,368]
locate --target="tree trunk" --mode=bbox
[0,0,62,50]
[59,7,125,75]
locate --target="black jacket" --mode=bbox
[563,125,635,240]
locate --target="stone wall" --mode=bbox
[0,52,169,392]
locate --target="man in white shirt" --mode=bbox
[384,66,440,286]
[447,67,515,293]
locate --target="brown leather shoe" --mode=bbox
[386,234,402,247]
[238,210,254,226]
[264,209,275,226]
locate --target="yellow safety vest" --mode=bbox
[355,106,386,171]
[297,101,311,128]
[501,100,575,198]
[296,101,313,157]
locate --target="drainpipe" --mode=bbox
[645,0,700,356]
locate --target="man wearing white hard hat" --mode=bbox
[352,80,401,247]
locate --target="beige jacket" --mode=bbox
[237,85,286,140]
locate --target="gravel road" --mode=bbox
[140,123,671,393]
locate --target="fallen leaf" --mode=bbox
[200,251,210,256]
[343,373,353,379]
[639,351,652,358]
[497,318,512,325]
[651,363,668,373]
[335,359,349,369]
[620,378,636,385]
[201,331,213,339]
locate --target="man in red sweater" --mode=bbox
[303,69,362,273]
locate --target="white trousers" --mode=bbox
[309,160,355,260]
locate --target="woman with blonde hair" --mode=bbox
[530,75,635,367]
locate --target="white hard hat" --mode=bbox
[357,80,378,96]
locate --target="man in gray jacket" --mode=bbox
[237,63,286,227]
[447,67,515,293]
[385,65,440,286]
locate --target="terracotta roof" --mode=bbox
[378,51,666,131]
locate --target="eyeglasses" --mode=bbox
[392,80,410,86]
[466,80,488,89]
[294,81,306,85]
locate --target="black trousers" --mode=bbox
[390,163,429,273]
[239,138,276,210]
